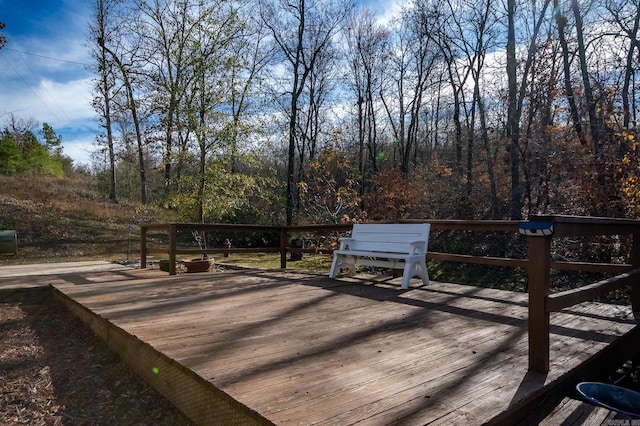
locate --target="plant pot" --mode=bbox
[158,259,171,272]
[183,258,214,273]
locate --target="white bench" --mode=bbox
[329,223,430,289]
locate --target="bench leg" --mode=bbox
[419,259,429,286]
[329,255,340,278]
[329,255,355,278]
[401,260,430,289]
[402,262,414,289]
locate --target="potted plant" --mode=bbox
[183,231,214,273]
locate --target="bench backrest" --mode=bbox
[349,223,430,254]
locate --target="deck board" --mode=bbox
[25,266,640,425]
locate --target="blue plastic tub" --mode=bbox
[576,382,640,417]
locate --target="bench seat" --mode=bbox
[329,223,430,289]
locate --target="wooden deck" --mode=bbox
[7,265,640,424]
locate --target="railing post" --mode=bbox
[527,234,551,372]
[140,225,147,269]
[632,233,640,314]
[280,227,287,269]
[169,224,177,275]
[520,220,554,373]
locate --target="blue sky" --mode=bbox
[0,0,401,167]
[0,0,96,165]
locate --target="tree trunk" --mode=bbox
[571,0,603,158]
[94,0,117,203]
[555,0,587,147]
[100,42,147,204]
[506,0,521,219]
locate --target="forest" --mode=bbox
[5,0,640,226]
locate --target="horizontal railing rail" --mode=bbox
[547,269,640,313]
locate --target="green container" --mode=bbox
[159,259,170,272]
[0,230,17,255]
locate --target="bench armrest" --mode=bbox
[409,240,428,255]
[337,237,355,251]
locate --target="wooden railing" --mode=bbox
[523,215,640,372]
[140,215,640,373]
[140,220,523,274]
[140,223,352,275]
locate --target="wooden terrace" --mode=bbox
[3,215,640,424]
[41,265,638,425]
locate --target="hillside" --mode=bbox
[0,174,173,265]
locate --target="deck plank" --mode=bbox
[537,397,613,425]
[40,267,640,425]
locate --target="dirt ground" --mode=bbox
[0,287,194,425]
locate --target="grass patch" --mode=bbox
[0,174,174,266]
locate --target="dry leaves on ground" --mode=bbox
[0,288,194,426]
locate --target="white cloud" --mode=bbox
[62,136,95,166]
[37,78,94,124]
[0,77,93,123]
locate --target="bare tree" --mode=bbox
[97,29,148,204]
[297,43,335,166]
[226,7,275,174]
[260,0,353,225]
[505,0,556,218]
[134,0,202,190]
[427,0,472,177]
[505,0,519,218]
[554,0,588,150]
[344,8,388,193]
[461,0,500,217]
[570,0,605,159]
[89,0,118,203]
[186,1,244,222]
[381,9,439,176]
[605,0,640,130]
